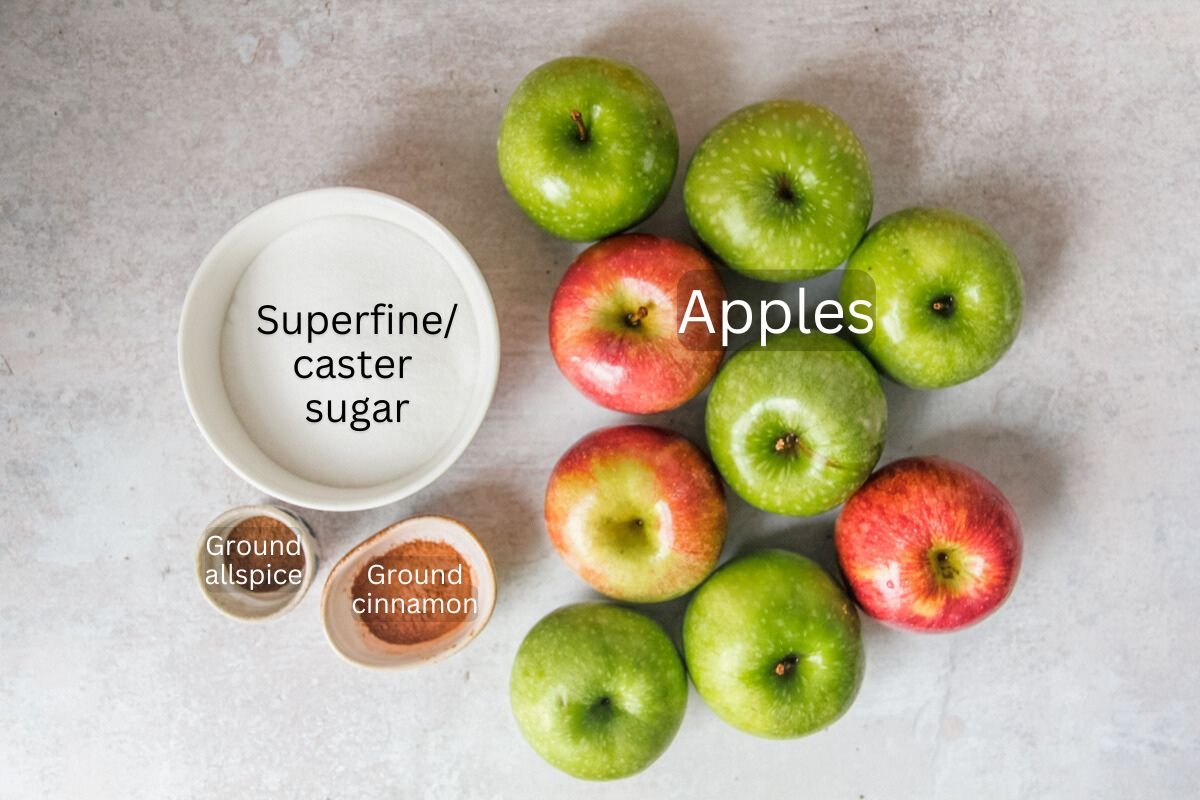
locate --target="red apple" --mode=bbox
[549,234,726,414]
[545,424,727,602]
[835,456,1022,632]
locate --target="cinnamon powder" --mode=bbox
[351,539,475,645]
[225,516,304,592]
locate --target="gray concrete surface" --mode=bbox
[2,1,1198,797]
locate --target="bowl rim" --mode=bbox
[177,187,501,511]
[195,503,319,622]
[319,514,498,670]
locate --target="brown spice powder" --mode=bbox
[225,515,305,592]
[350,539,475,645]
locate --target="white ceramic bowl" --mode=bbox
[178,188,499,511]
[321,515,497,669]
[196,504,319,621]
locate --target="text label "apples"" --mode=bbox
[679,288,874,347]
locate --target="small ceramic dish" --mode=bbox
[321,515,496,669]
[196,504,318,621]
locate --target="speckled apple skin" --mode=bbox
[550,234,726,414]
[510,603,687,780]
[840,207,1024,389]
[545,425,727,602]
[705,330,887,516]
[683,550,864,738]
[835,456,1023,631]
[684,100,872,281]
[497,56,678,241]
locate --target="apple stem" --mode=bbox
[931,295,956,317]
[625,306,649,327]
[569,109,588,142]
[774,432,799,454]
[774,654,799,677]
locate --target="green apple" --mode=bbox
[840,207,1024,388]
[510,602,687,780]
[684,100,872,281]
[683,549,863,738]
[705,330,886,516]
[497,56,678,241]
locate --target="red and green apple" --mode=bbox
[835,456,1022,631]
[550,234,726,414]
[544,424,727,603]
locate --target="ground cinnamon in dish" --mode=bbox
[225,516,304,592]
[351,539,475,645]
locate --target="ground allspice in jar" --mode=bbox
[350,539,475,645]
[225,516,305,592]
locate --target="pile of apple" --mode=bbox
[498,57,1025,780]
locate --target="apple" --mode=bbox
[705,330,886,516]
[840,207,1024,389]
[545,425,727,602]
[510,602,687,780]
[550,234,726,414]
[497,56,678,241]
[683,549,863,738]
[835,456,1022,631]
[683,100,872,281]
